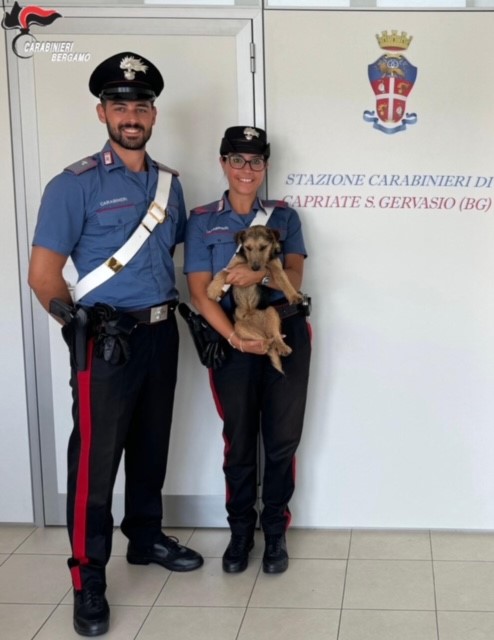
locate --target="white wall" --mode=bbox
[0,32,34,523]
[265,9,494,528]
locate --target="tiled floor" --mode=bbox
[1,526,494,639]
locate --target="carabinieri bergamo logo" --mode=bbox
[1,1,61,58]
[363,30,418,135]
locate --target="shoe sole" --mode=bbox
[262,559,289,574]
[73,619,109,637]
[127,555,204,572]
[222,557,249,573]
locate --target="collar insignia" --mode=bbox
[103,151,114,166]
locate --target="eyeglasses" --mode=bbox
[223,154,267,171]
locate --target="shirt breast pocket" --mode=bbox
[205,232,236,274]
[94,204,140,247]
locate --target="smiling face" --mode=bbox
[220,153,267,202]
[97,99,157,151]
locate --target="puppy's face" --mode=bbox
[234,226,281,271]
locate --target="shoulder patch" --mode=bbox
[155,161,179,177]
[191,199,224,215]
[64,156,98,175]
[262,199,288,209]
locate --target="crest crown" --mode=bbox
[376,30,412,51]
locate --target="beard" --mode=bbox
[106,122,152,150]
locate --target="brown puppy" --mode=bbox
[207,225,302,372]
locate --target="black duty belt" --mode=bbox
[273,302,299,319]
[126,301,178,324]
[273,294,311,319]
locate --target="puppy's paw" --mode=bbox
[276,341,292,357]
[287,291,303,305]
[207,278,226,301]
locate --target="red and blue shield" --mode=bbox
[364,53,417,134]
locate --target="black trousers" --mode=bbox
[66,315,179,590]
[210,314,311,537]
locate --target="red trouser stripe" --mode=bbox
[208,368,224,420]
[222,432,232,503]
[209,369,232,501]
[283,456,296,530]
[71,339,94,590]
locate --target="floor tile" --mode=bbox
[187,528,239,558]
[431,531,494,561]
[111,528,131,556]
[0,525,35,554]
[249,559,346,609]
[0,554,68,604]
[9,527,494,640]
[288,528,351,559]
[107,558,171,607]
[137,606,244,640]
[438,611,494,640]
[0,603,55,640]
[434,561,494,611]
[238,608,340,640]
[35,603,150,639]
[350,530,431,560]
[156,556,260,607]
[339,610,438,640]
[343,560,435,610]
[15,526,69,555]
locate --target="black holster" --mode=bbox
[50,299,90,372]
[298,293,312,317]
[91,303,138,366]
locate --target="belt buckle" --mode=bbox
[150,304,168,323]
[148,201,168,224]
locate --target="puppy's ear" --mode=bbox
[268,228,282,255]
[270,229,281,242]
[234,230,246,245]
[234,230,247,257]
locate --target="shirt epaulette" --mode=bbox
[261,199,288,209]
[191,199,224,215]
[155,161,179,177]
[64,156,98,175]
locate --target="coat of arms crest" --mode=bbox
[363,30,418,134]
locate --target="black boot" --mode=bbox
[263,533,289,574]
[222,535,254,573]
[73,588,110,637]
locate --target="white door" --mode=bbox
[8,7,264,525]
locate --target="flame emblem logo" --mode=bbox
[1,1,62,58]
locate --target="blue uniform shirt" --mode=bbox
[32,142,187,309]
[184,192,306,307]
